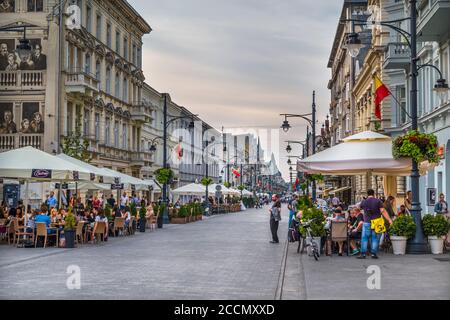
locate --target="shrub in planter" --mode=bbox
[389,215,416,255]
[423,214,450,254]
[64,210,77,248]
[223,182,231,188]
[172,206,188,224]
[393,130,439,164]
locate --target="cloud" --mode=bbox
[129,0,342,180]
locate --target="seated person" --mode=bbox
[348,207,364,256]
[35,206,56,234]
[122,207,131,228]
[325,209,347,256]
[94,208,108,240]
[25,210,37,233]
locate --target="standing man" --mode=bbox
[107,194,116,208]
[269,195,282,244]
[358,189,393,259]
[331,194,340,208]
[120,192,129,210]
[47,191,57,209]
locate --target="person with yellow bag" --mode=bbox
[357,189,393,259]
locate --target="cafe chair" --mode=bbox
[90,222,106,244]
[35,222,58,248]
[329,221,349,256]
[113,217,125,236]
[75,221,85,244]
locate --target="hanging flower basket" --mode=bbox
[393,130,439,164]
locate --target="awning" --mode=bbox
[329,186,351,195]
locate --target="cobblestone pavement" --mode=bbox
[0,207,289,300]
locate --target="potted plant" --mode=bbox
[139,206,147,232]
[64,209,77,248]
[223,182,231,188]
[172,205,188,224]
[423,214,450,254]
[389,215,416,255]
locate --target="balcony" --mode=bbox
[65,69,99,96]
[418,0,450,42]
[383,43,410,71]
[0,70,46,91]
[0,134,44,152]
[131,151,153,167]
[130,102,154,123]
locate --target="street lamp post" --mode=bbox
[280,91,317,201]
[342,0,450,253]
[152,93,197,225]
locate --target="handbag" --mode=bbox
[371,217,386,233]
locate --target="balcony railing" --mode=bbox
[0,134,44,152]
[65,69,99,95]
[130,102,154,123]
[0,70,46,91]
[383,43,410,71]
[131,151,153,166]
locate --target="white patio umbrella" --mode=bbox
[210,184,235,196]
[100,168,158,191]
[297,131,421,176]
[171,183,206,196]
[0,147,92,181]
[0,147,93,225]
[56,153,119,184]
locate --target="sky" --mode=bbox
[129,0,343,181]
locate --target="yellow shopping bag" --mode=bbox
[371,217,386,233]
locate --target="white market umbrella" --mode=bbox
[210,184,235,196]
[0,147,91,181]
[100,168,157,191]
[56,153,119,184]
[297,131,418,176]
[171,183,206,196]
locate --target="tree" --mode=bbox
[61,110,91,162]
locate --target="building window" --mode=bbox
[115,31,121,54]
[67,103,73,134]
[123,37,128,60]
[137,47,142,68]
[115,73,121,99]
[132,44,137,65]
[114,121,119,148]
[96,14,102,39]
[27,0,43,12]
[86,5,92,33]
[396,86,407,125]
[83,109,90,137]
[95,60,101,81]
[123,77,128,103]
[95,113,100,141]
[122,124,127,149]
[85,53,91,74]
[106,23,112,47]
[106,67,111,94]
[105,117,110,146]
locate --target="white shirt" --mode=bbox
[120,195,129,206]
